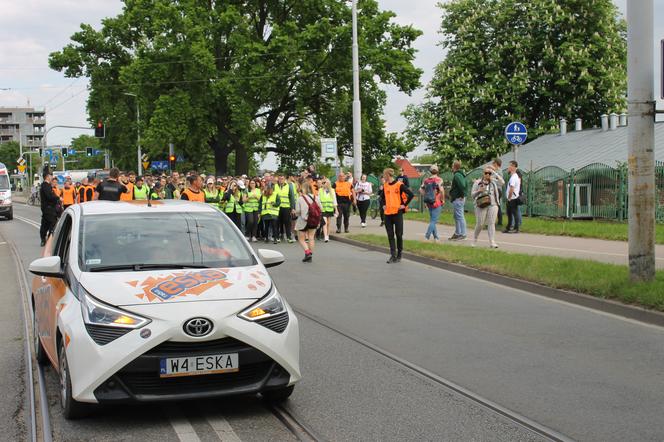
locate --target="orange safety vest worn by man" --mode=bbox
[379,168,414,264]
[333,173,354,233]
[180,175,206,202]
[61,185,76,207]
[120,181,134,201]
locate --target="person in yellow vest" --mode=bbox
[203,176,220,207]
[333,171,354,234]
[119,172,134,201]
[244,179,262,242]
[221,180,245,229]
[259,183,281,244]
[180,174,205,202]
[61,179,76,209]
[318,178,338,243]
[149,182,165,200]
[379,168,414,264]
[133,176,149,200]
[275,174,296,243]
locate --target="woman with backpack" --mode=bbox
[419,165,445,241]
[471,167,501,248]
[294,180,322,262]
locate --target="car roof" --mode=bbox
[80,200,218,216]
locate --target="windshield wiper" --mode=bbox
[89,264,210,272]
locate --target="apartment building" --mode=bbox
[0,107,46,149]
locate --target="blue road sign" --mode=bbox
[68,149,77,155]
[505,122,528,145]
[151,160,169,171]
[94,150,101,156]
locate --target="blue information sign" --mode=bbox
[151,160,169,171]
[505,122,527,145]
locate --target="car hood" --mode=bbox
[79,266,271,307]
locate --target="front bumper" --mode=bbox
[0,204,11,215]
[58,297,301,403]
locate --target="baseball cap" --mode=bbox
[237,179,246,190]
[206,177,215,184]
[429,165,439,173]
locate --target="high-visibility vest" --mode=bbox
[78,186,90,203]
[120,182,133,201]
[53,186,62,198]
[225,193,243,214]
[203,188,219,205]
[133,184,149,200]
[62,187,76,205]
[335,181,352,198]
[261,193,279,217]
[181,188,206,202]
[150,191,161,200]
[319,189,335,213]
[383,181,406,216]
[244,189,261,212]
[276,183,291,208]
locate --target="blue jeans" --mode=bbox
[425,205,443,239]
[453,198,467,236]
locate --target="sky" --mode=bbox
[0,0,661,165]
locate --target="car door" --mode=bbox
[34,214,73,363]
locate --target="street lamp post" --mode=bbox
[124,93,142,176]
[351,0,362,180]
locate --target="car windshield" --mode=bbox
[0,175,9,190]
[79,212,257,271]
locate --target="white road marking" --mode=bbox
[14,215,41,230]
[0,242,7,245]
[164,405,202,442]
[206,414,242,442]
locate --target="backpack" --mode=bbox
[304,195,322,229]
[423,178,438,205]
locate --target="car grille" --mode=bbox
[85,324,131,345]
[255,312,289,333]
[144,337,246,355]
[119,362,273,396]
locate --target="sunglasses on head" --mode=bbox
[484,171,492,175]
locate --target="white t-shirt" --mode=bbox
[507,173,521,200]
[354,181,372,201]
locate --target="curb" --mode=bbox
[331,235,664,329]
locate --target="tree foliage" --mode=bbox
[404,0,627,167]
[0,142,20,173]
[49,0,422,175]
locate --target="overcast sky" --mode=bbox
[1,0,660,160]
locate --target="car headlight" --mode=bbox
[3,198,11,205]
[79,286,150,329]
[238,287,285,321]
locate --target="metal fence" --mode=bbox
[377,161,664,222]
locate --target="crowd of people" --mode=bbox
[38,159,524,261]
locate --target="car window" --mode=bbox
[79,212,257,271]
[55,215,72,270]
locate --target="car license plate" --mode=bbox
[159,353,239,378]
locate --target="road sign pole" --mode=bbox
[351,0,362,180]
[627,0,655,282]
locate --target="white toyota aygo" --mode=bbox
[29,200,300,419]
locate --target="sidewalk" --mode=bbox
[335,214,664,269]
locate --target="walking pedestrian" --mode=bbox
[275,174,296,243]
[471,167,501,248]
[244,179,262,242]
[39,170,59,247]
[492,158,505,226]
[94,167,128,202]
[420,165,445,241]
[295,180,322,262]
[380,168,414,264]
[449,160,467,240]
[318,178,338,242]
[333,171,353,233]
[396,168,410,189]
[260,183,281,244]
[354,174,373,227]
[504,160,521,233]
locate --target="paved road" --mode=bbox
[1,204,547,441]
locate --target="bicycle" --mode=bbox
[28,190,40,206]
[369,194,380,220]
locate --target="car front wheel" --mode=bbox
[58,341,90,419]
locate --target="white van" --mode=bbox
[0,162,13,220]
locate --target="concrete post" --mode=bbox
[627,0,655,281]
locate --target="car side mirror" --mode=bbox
[29,256,64,278]
[257,249,285,268]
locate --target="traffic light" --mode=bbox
[94,120,105,138]
[169,154,176,170]
[86,147,93,157]
[61,147,68,157]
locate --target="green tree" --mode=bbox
[68,135,105,170]
[0,142,20,172]
[49,0,422,176]
[405,0,627,167]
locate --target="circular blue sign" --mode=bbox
[505,122,527,145]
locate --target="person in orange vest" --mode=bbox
[333,171,355,234]
[180,174,206,202]
[379,168,414,264]
[61,179,76,209]
[78,177,94,203]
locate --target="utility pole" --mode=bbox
[124,92,142,175]
[351,0,362,180]
[627,0,655,282]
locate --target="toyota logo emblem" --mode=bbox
[183,318,213,337]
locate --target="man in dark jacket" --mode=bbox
[449,160,467,240]
[39,170,59,246]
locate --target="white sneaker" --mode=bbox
[251,237,257,242]
[471,241,477,248]
[361,222,366,228]
[490,243,499,249]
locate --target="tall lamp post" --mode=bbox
[123,92,142,176]
[351,0,362,180]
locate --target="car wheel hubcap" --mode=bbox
[59,352,67,408]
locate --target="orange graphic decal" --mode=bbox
[128,269,233,302]
[65,333,71,348]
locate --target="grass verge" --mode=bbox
[348,233,664,312]
[404,211,664,244]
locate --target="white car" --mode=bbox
[29,200,300,418]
